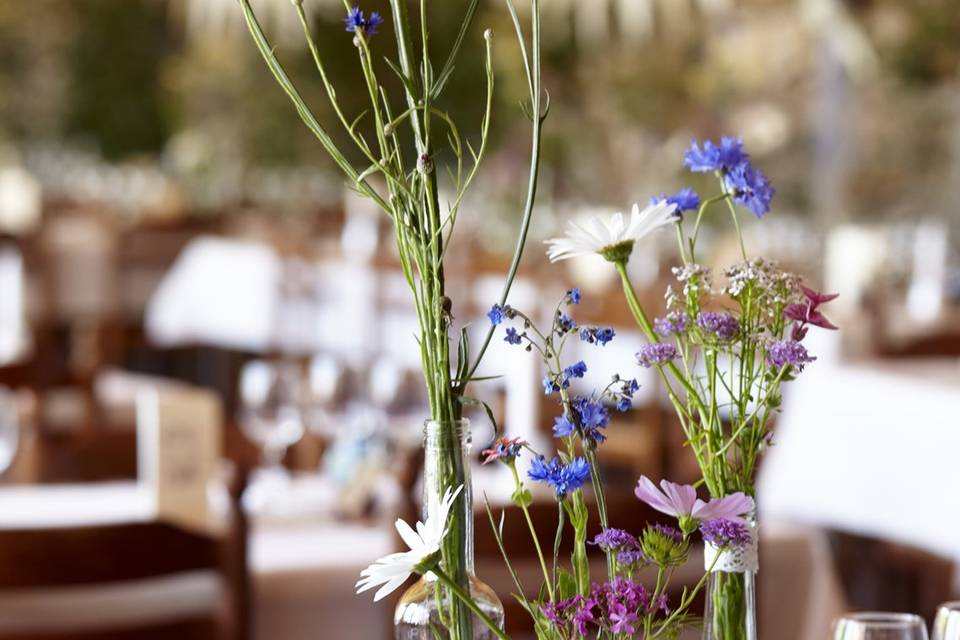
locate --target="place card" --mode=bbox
[136,386,222,534]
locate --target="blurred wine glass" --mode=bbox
[934,602,960,640]
[834,613,929,640]
[0,387,19,475]
[304,354,345,438]
[239,359,305,514]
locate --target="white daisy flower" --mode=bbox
[545,201,678,263]
[356,485,463,602]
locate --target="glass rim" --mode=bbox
[836,612,927,629]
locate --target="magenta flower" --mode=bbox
[635,476,754,532]
[785,285,838,340]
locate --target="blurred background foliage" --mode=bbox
[0,0,958,221]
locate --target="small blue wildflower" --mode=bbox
[552,415,576,438]
[559,314,577,333]
[344,7,383,36]
[581,327,616,346]
[487,304,506,326]
[684,136,748,173]
[724,161,775,218]
[616,397,632,412]
[504,327,523,345]
[567,288,581,305]
[563,361,588,381]
[528,456,591,498]
[542,375,561,395]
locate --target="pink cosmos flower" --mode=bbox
[634,476,754,526]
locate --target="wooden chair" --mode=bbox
[828,529,955,624]
[0,475,250,640]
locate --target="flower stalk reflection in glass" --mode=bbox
[546,137,838,639]
[238,0,548,638]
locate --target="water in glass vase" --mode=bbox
[394,420,504,639]
[703,516,758,640]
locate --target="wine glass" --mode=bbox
[834,613,929,640]
[238,359,305,514]
[933,602,960,640]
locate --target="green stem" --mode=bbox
[432,566,509,640]
[510,464,554,601]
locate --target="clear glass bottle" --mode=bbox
[394,419,504,640]
[703,515,758,640]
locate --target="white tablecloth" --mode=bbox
[758,358,960,565]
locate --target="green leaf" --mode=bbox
[511,486,533,509]
[557,569,577,600]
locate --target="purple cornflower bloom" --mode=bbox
[684,136,749,173]
[528,456,590,498]
[480,437,527,464]
[766,339,816,370]
[700,518,753,549]
[567,288,581,305]
[724,161,775,218]
[617,548,647,565]
[652,188,701,217]
[581,327,616,346]
[697,311,740,341]
[636,342,679,368]
[590,528,638,552]
[503,327,522,345]
[343,7,383,36]
[654,312,688,336]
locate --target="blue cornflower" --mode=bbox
[487,304,510,326]
[553,415,577,438]
[528,456,591,498]
[684,136,748,173]
[504,327,523,345]
[567,288,581,305]
[724,161,775,218]
[559,314,577,333]
[572,395,610,443]
[651,188,701,217]
[344,7,383,36]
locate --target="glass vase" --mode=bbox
[394,419,504,640]
[703,515,758,640]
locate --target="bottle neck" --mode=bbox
[423,419,474,575]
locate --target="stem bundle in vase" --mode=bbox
[238,1,547,637]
